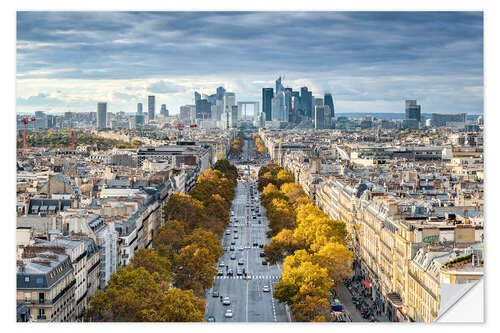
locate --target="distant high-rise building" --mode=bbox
[160,104,169,117]
[224,92,236,112]
[194,91,201,103]
[97,102,107,129]
[47,115,56,128]
[137,103,143,115]
[34,111,48,129]
[135,114,145,127]
[272,90,287,122]
[148,96,155,122]
[231,105,238,128]
[216,86,226,100]
[196,99,211,119]
[314,97,324,107]
[314,105,328,129]
[431,113,466,127]
[206,94,217,106]
[405,100,421,122]
[324,93,335,118]
[300,87,313,118]
[179,105,195,122]
[276,77,284,94]
[262,88,274,121]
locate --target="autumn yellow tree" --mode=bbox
[130,248,172,282]
[173,245,217,296]
[164,192,206,230]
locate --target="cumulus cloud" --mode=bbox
[15,11,483,114]
[147,80,185,94]
[17,93,66,106]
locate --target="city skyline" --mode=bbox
[17,12,483,114]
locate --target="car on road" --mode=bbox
[227,269,233,276]
[238,247,244,251]
[233,229,238,233]
[253,242,258,246]
[207,316,216,322]
[212,290,219,297]
[231,240,236,245]
[262,285,270,292]
[222,297,231,305]
[219,262,225,267]
[259,244,264,248]
[225,231,231,235]
[234,235,239,239]
[230,246,235,251]
[236,269,243,276]
[262,260,268,265]
[259,252,265,257]
[238,259,244,265]
[217,270,224,276]
[230,254,236,260]
[224,309,233,318]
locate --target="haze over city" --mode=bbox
[16,11,483,115]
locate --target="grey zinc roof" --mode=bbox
[17,251,73,290]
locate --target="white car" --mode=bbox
[225,309,233,318]
[262,285,270,292]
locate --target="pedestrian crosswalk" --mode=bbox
[215,275,280,280]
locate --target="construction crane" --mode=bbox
[278,133,283,165]
[71,131,75,150]
[20,117,36,153]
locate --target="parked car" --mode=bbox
[259,252,265,257]
[212,290,219,297]
[207,316,216,322]
[262,260,268,265]
[219,262,225,267]
[222,297,231,305]
[224,309,233,318]
[262,285,270,292]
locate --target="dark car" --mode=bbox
[262,260,268,265]
[212,290,219,297]
[231,241,236,245]
[227,269,233,276]
[259,252,265,257]
[253,242,258,246]
[259,244,264,248]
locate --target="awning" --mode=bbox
[363,279,371,288]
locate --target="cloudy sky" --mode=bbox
[16,11,483,115]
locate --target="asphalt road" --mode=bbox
[205,137,289,322]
